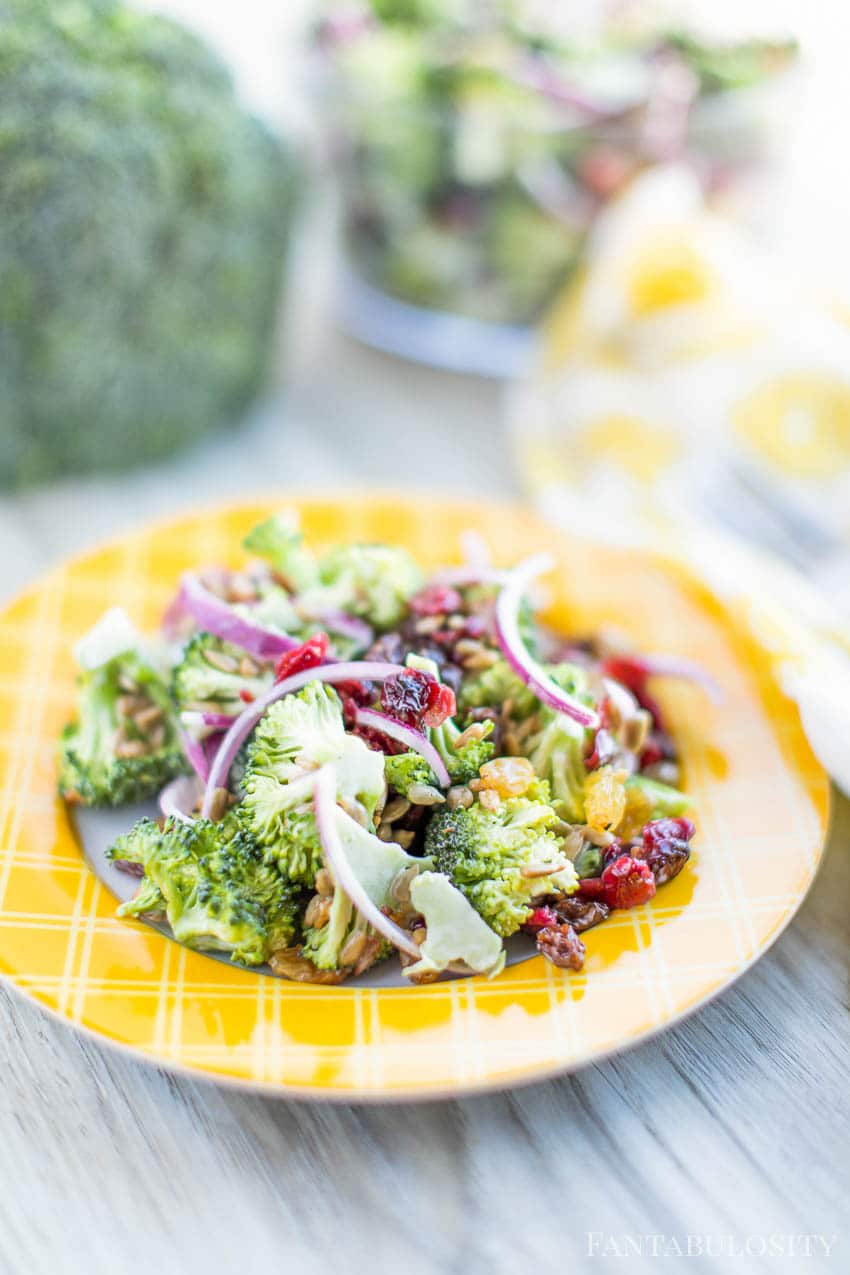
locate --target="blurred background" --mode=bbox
[3,0,850,657]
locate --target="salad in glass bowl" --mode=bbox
[315,1,796,373]
[59,514,717,985]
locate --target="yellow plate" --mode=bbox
[0,495,829,1099]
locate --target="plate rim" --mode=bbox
[0,491,832,1100]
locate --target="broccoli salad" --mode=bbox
[59,515,716,984]
[316,1,796,326]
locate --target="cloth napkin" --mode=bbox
[509,165,850,794]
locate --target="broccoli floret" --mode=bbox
[243,515,319,592]
[239,683,385,884]
[109,816,301,965]
[430,717,495,783]
[301,809,422,973]
[298,543,423,630]
[525,709,588,823]
[383,750,439,796]
[0,0,297,488]
[171,632,273,713]
[59,648,185,808]
[458,658,538,720]
[626,774,691,818]
[424,793,578,937]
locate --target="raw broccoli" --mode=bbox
[525,709,588,823]
[430,717,495,784]
[384,751,440,796]
[0,0,296,487]
[59,646,185,808]
[109,816,301,965]
[299,543,424,630]
[425,793,578,937]
[171,632,273,713]
[243,516,319,592]
[239,683,385,884]
[626,774,690,818]
[403,872,505,981]
[301,809,421,973]
[458,658,538,720]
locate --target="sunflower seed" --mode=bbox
[207,787,230,822]
[314,868,334,897]
[462,649,500,671]
[117,694,146,718]
[447,785,473,810]
[382,796,411,823]
[407,782,446,806]
[339,797,370,827]
[134,704,164,732]
[304,894,332,929]
[390,865,419,906]
[202,649,239,674]
[377,824,394,842]
[622,710,652,754]
[577,824,617,848]
[520,862,567,879]
[394,829,415,850]
[455,722,487,748]
[339,930,368,967]
[239,656,261,678]
[115,739,148,760]
[117,673,139,694]
[147,724,166,750]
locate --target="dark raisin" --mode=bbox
[554,896,610,932]
[536,923,586,970]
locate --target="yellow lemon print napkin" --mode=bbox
[509,165,850,793]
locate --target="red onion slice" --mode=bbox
[313,767,420,959]
[159,775,202,825]
[494,554,599,730]
[201,661,406,817]
[352,707,451,788]
[180,730,211,783]
[297,607,373,650]
[172,571,300,658]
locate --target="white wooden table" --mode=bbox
[0,262,847,1272]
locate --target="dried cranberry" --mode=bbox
[585,726,617,770]
[365,632,406,665]
[381,669,455,730]
[536,923,586,970]
[238,688,255,703]
[639,730,677,771]
[578,876,606,901]
[600,855,656,909]
[601,838,625,867]
[274,633,329,682]
[523,906,558,933]
[409,584,462,616]
[642,816,695,848]
[353,724,407,755]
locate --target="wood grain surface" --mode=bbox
[0,302,846,1274]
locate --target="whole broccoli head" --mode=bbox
[239,683,386,884]
[110,816,301,965]
[0,0,296,487]
[299,543,423,630]
[60,648,185,807]
[424,792,578,936]
[430,717,495,784]
[171,632,274,713]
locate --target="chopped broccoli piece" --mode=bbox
[384,750,439,796]
[239,683,385,884]
[298,543,423,630]
[243,515,319,592]
[59,646,185,808]
[626,774,690,818]
[458,657,538,720]
[403,872,505,981]
[234,583,301,638]
[525,708,588,823]
[171,632,273,713]
[425,793,578,937]
[301,809,422,972]
[109,816,301,965]
[430,717,495,783]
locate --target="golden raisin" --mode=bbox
[479,756,536,799]
[584,766,628,831]
[616,783,654,840]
